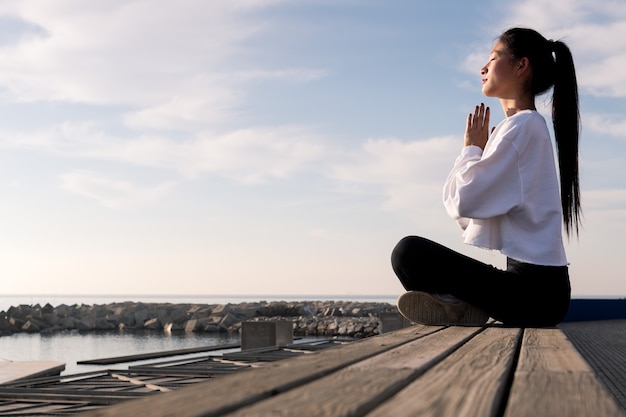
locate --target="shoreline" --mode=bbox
[1,300,398,339]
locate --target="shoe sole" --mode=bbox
[397,291,488,326]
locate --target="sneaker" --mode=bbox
[397,291,489,326]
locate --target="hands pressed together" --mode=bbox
[464,103,491,149]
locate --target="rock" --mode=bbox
[60,317,77,330]
[0,300,395,338]
[134,309,150,326]
[21,319,42,333]
[76,318,95,331]
[95,318,114,330]
[0,315,15,333]
[185,319,199,332]
[92,305,110,319]
[121,311,137,327]
[211,304,230,315]
[42,313,60,326]
[203,324,222,333]
[106,313,122,327]
[219,313,238,331]
[54,304,74,318]
[143,318,161,330]
[9,316,26,329]
[170,308,189,324]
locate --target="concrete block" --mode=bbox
[184,319,198,332]
[379,312,411,333]
[241,320,293,350]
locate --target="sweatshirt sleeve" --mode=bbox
[443,135,523,226]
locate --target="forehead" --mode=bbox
[490,41,507,55]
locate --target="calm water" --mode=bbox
[0,329,242,375]
[0,294,396,376]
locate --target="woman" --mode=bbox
[391,28,580,327]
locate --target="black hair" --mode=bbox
[499,27,581,237]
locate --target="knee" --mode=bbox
[391,235,428,268]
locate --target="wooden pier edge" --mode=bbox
[75,324,625,417]
[76,325,443,417]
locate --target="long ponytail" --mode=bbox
[551,40,581,238]
[500,28,582,237]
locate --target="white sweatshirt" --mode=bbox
[443,110,568,266]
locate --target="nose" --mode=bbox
[480,65,487,75]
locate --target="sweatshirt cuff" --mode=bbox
[461,145,483,158]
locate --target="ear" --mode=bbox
[517,57,530,75]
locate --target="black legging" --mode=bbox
[391,236,571,327]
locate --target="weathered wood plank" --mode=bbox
[504,328,625,417]
[217,326,483,417]
[76,325,443,417]
[78,343,241,365]
[366,326,521,417]
[0,387,153,404]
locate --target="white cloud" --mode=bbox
[585,113,626,138]
[328,136,459,215]
[458,1,626,98]
[123,69,328,131]
[1,117,461,212]
[1,122,330,182]
[60,170,176,208]
[502,0,626,97]
[0,0,326,130]
[0,1,461,212]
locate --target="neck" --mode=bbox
[500,98,536,117]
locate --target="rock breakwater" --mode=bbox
[0,300,398,338]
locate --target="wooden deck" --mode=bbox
[72,322,624,417]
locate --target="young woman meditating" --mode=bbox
[392,27,581,327]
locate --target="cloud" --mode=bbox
[0,1,467,213]
[0,121,330,183]
[502,0,626,97]
[0,0,326,131]
[328,136,459,214]
[585,113,626,138]
[1,117,459,212]
[123,69,329,131]
[60,170,176,208]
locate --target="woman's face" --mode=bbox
[480,41,520,98]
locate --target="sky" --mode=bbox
[0,0,624,298]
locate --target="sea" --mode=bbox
[0,294,396,376]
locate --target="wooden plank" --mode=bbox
[504,328,625,417]
[0,387,154,405]
[110,373,172,393]
[366,326,521,417]
[75,325,444,417]
[218,326,484,416]
[78,343,241,365]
